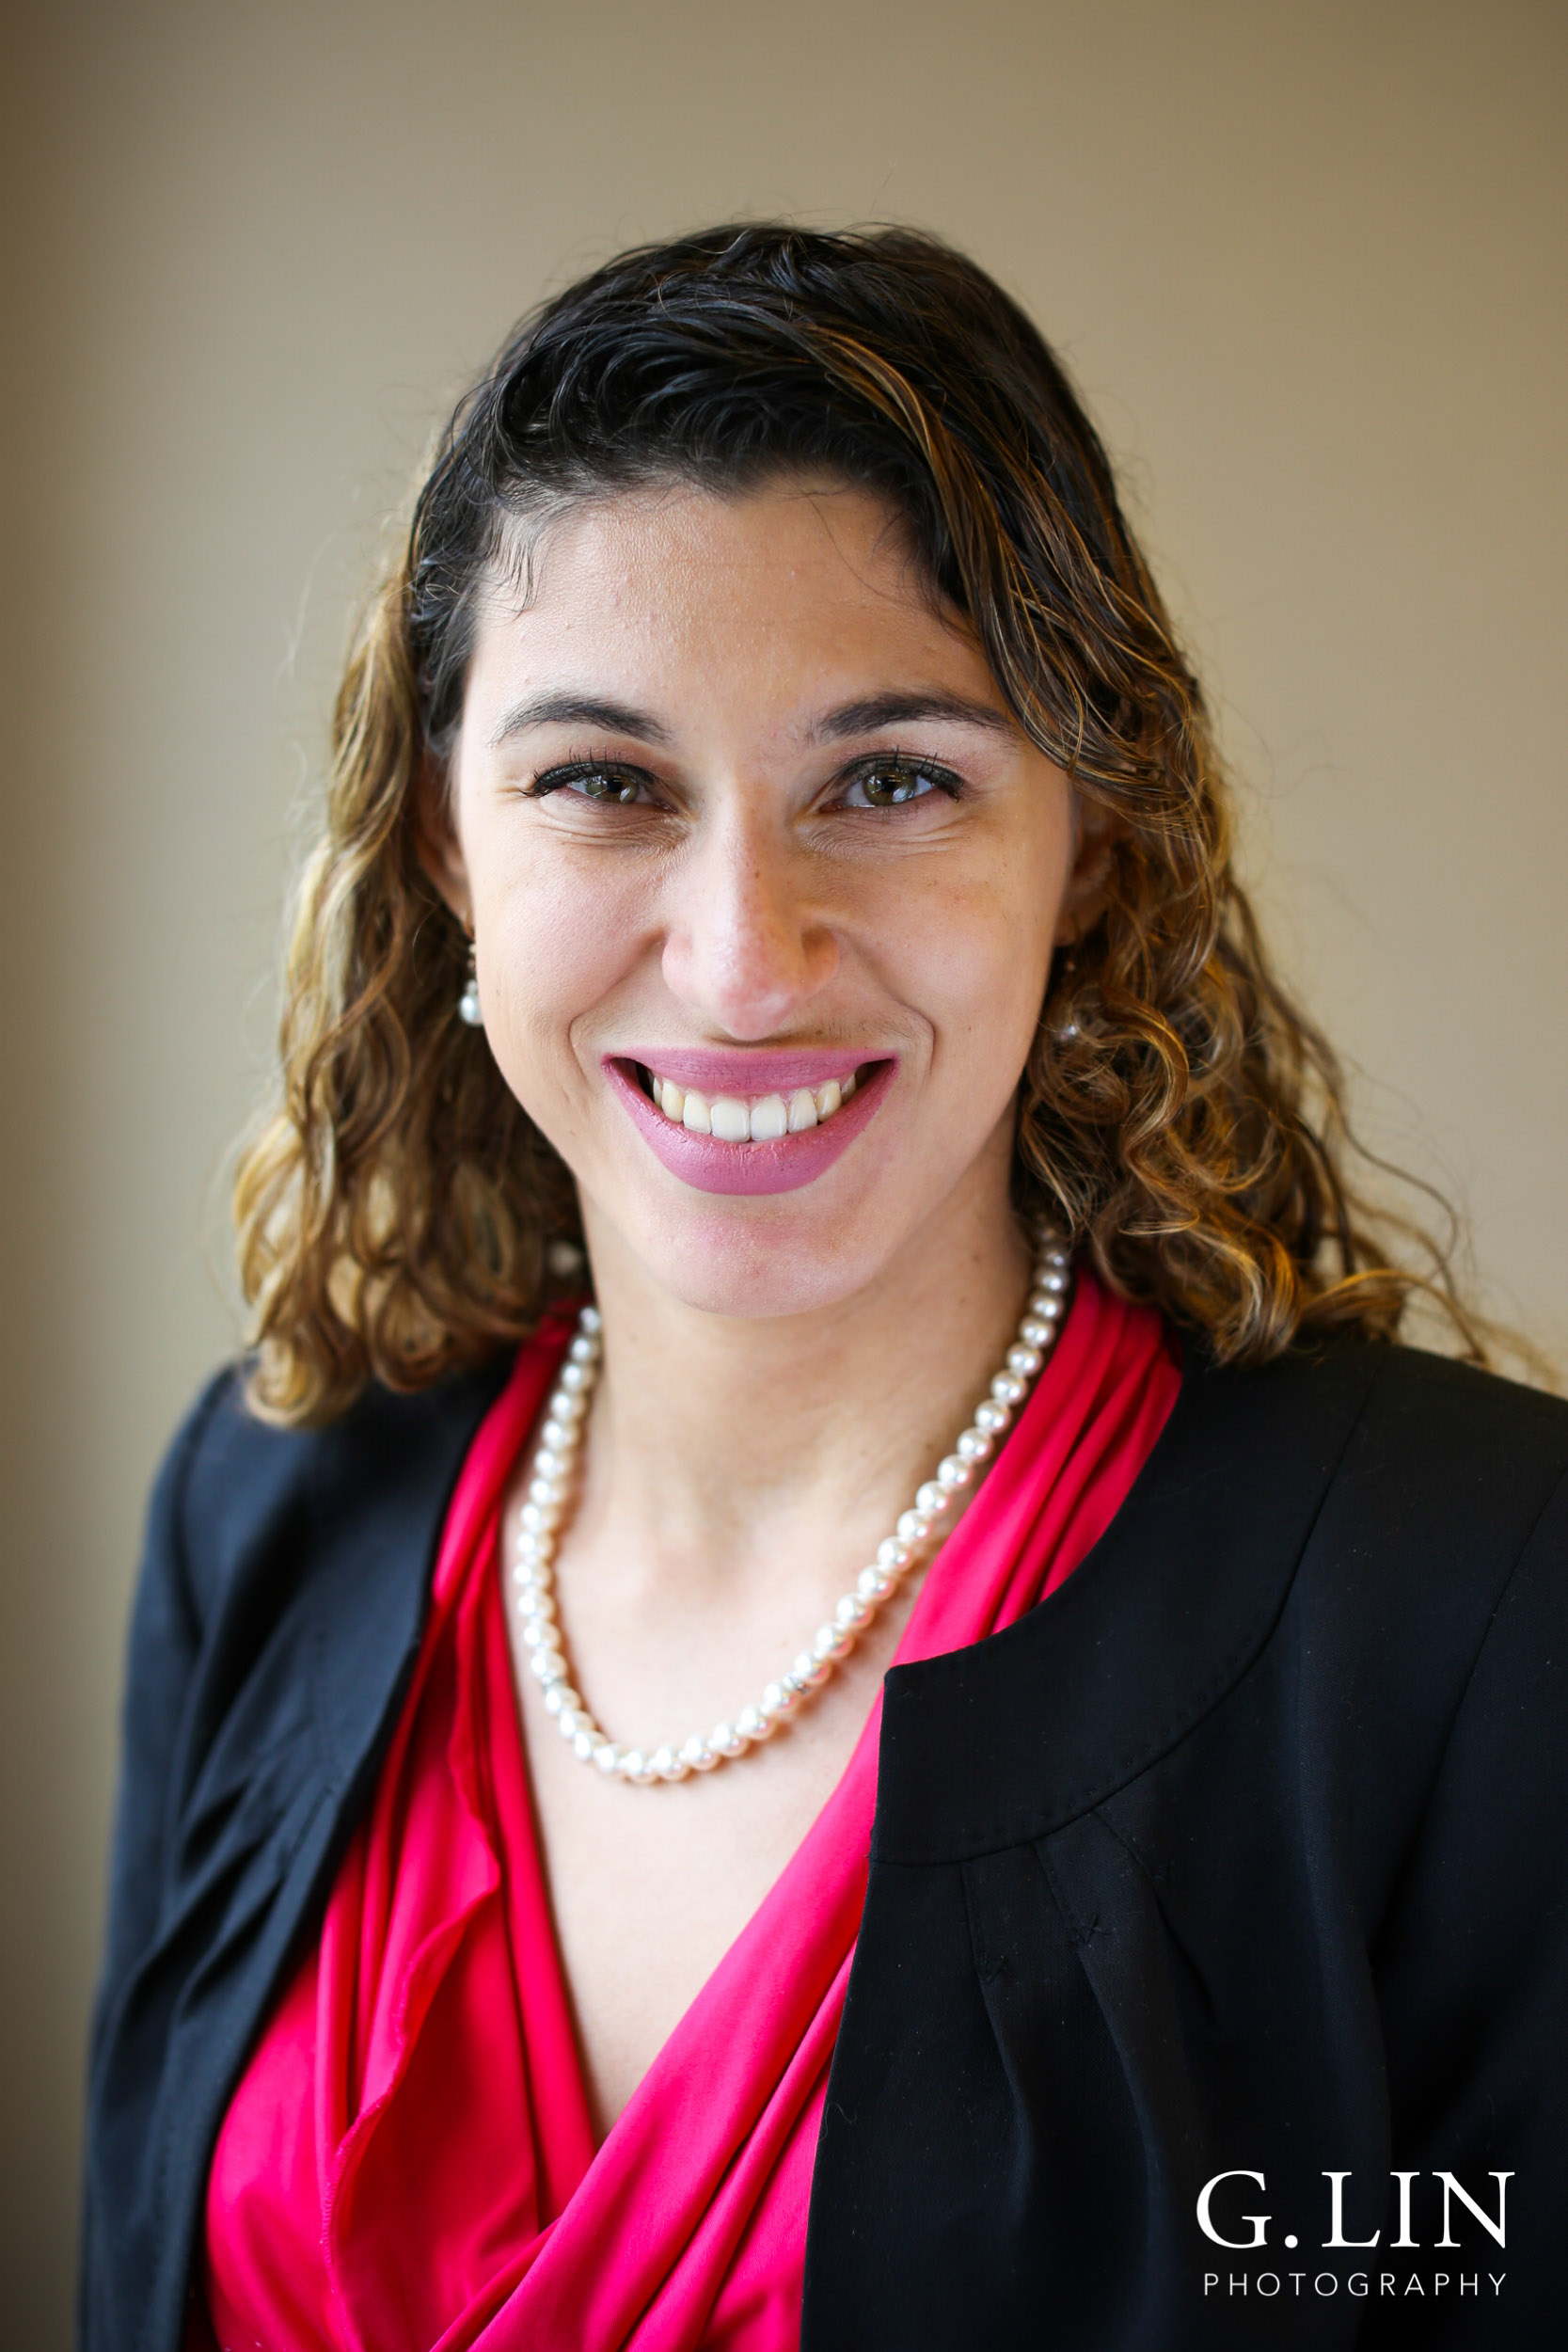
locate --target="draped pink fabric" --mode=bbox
[203,1274,1180,2352]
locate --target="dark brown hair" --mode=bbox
[235,223,1488,1422]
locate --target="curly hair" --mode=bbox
[235,222,1488,1423]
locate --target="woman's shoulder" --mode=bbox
[1168,1332,1568,1662]
[1183,1328,1568,1532]
[146,1350,515,1634]
[879,1332,1566,1867]
[1168,1330,1567,1736]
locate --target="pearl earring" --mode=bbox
[1053,944,1080,1042]
[458,936,483,1027]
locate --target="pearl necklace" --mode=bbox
[512,1234,1071,1785]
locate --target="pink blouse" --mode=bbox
[201,1274,1180,2351]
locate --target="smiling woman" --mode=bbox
[83,229,1567,2352]
[422,480,1088,1298]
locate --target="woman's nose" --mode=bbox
[659,818,839,1040]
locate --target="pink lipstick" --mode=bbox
[604,1052,896,1196]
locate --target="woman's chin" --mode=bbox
[574,1095,1017,1326]
[583,1191,907,1327]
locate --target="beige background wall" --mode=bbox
[3,0,1563,2331]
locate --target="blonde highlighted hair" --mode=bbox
[236,224,1490,1423]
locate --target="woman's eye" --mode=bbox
[531,764,656,806]
[575,770,648,804]
[840,761,955,809]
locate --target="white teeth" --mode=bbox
[644,1069,867,1140]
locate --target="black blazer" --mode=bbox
[82,1337,1568,2349]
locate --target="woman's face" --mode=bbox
[435,480,1101,1319]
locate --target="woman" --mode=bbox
[82,227,1566,2349]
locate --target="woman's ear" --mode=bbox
[1054,793,1121,947]
[412,756,472,930]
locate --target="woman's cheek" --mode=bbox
[909,872,1055,1073]
[481,874,641,1127]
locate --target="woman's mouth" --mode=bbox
[603,1050,895,1196]
[638,1063,859,1142]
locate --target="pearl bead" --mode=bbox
[557,1706,582,1738]
[736,1706,771,1743]
[710,1723,747,1757]
[546,1387,585,1421]
[937,1454,973,1489]
[878,1537,913,1570]
[991,1372,1027,1405]
[521,1617,559,1651]
[568,1333,599,1365]
[542,1682,578,1715]
[835,1594,874,1631]
[573,1729,600,1761]
[650,1744,689,1781]
[957,1428,992,1462]
[857,1565,893,1602]
[914,1481,950,1517]
[1018,1318,1052,1348]
[560,1361,591,1393]
[974,1400,1010,1434]
[680,1735,718,1772]
[579,1305,602,1333]
[519,1502,557,1534]
[520,1588,557,1620]
[1037,1267,1068,1294]
[540,1419,573,1453]
[1007,1345,1043,1378]
[529,1648,563,1682]
[594,1743,622,1775]
[793,1651,832,1689]
[816,1623,855,1662]
[895,1509,930,1545]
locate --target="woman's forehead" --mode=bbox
[467,480,990,735]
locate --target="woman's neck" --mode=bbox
[572,1167,1035,1613]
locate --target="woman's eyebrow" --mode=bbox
[489,688,1014,751]
[490,692,673,748]
[810,691,1016,741]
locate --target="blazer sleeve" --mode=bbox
[87,1368,238,2077]
[1371,1461,1568,2304]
